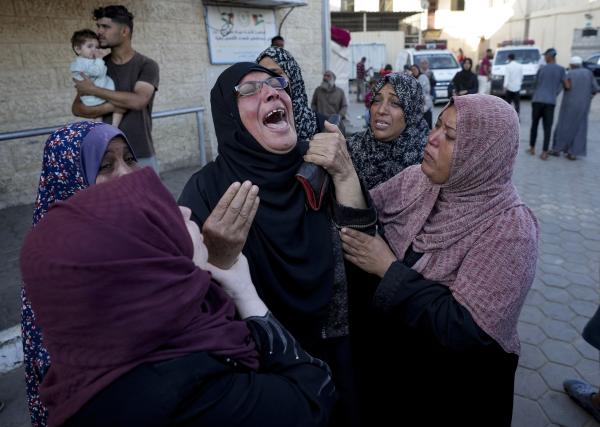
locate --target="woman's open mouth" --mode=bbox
[263,108,288,130]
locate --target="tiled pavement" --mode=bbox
[1,96,600,426]
[509,96,600,427]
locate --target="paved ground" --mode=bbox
[509,95,600,427]
[1,95,600,426]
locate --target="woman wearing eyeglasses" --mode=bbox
[179,63,375,427]
[256,46,328,142]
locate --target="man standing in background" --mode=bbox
[549,56,599,160]
[72,5,160,172]
[356,57,367,102]
[271,35,284,48]
[478,48,493,94]
[503,53,524,115]
[312,70,348,133]
[420,58,437,102]
[528,47,567,160]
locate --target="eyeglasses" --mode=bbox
[234,76,288,97]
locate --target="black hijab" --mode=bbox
[256,47,323,141]
[178,62,334,343]
[452,59,478,94]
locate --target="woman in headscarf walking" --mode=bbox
[451,57,479,96]
[410,64,434,128]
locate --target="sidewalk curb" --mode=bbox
[0,325,23,374]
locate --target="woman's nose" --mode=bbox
[428,128,441,145]
[375,102,388,114]
[115,160,133,177]
[263,84,280,101]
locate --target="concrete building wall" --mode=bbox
[429,0,600,68]
[350,30,406,70]
[487,2,600,67]
[572,28,600,59]
[0,0,324,209]
[434,0,518,61]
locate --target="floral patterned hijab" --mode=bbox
[22,121,133,427]
[31,121,133,224]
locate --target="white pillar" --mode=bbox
[322,0,331,71]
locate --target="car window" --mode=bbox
[414,54,459,70]
[494,49,540,65]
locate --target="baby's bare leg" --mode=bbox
[112,107,126,127]
[112,113,123,128]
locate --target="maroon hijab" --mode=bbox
[371,94,539,355]
[21,168,258,427]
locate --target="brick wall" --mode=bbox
[0,0,324,209]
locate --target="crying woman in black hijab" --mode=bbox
[178,62,375,427]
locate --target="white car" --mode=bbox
[491,44,541,96]
[396,46,461,103]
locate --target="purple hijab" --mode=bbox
[79,123,135,185]
[21,168,259,427]
[371,94,539,354]
[23,121,135,427]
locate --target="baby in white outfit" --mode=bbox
[70,29,122,127]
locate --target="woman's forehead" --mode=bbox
[378,83,398,96]
[439,104,457,127]
[240,71,270,83]
[105,137,127,152]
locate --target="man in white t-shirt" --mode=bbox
[503,53,523,115]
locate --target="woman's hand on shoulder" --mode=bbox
[203,181,259,269]
[340,228,397,278]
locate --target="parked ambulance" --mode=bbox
[490,40,542,96]
[395,43,462,103]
